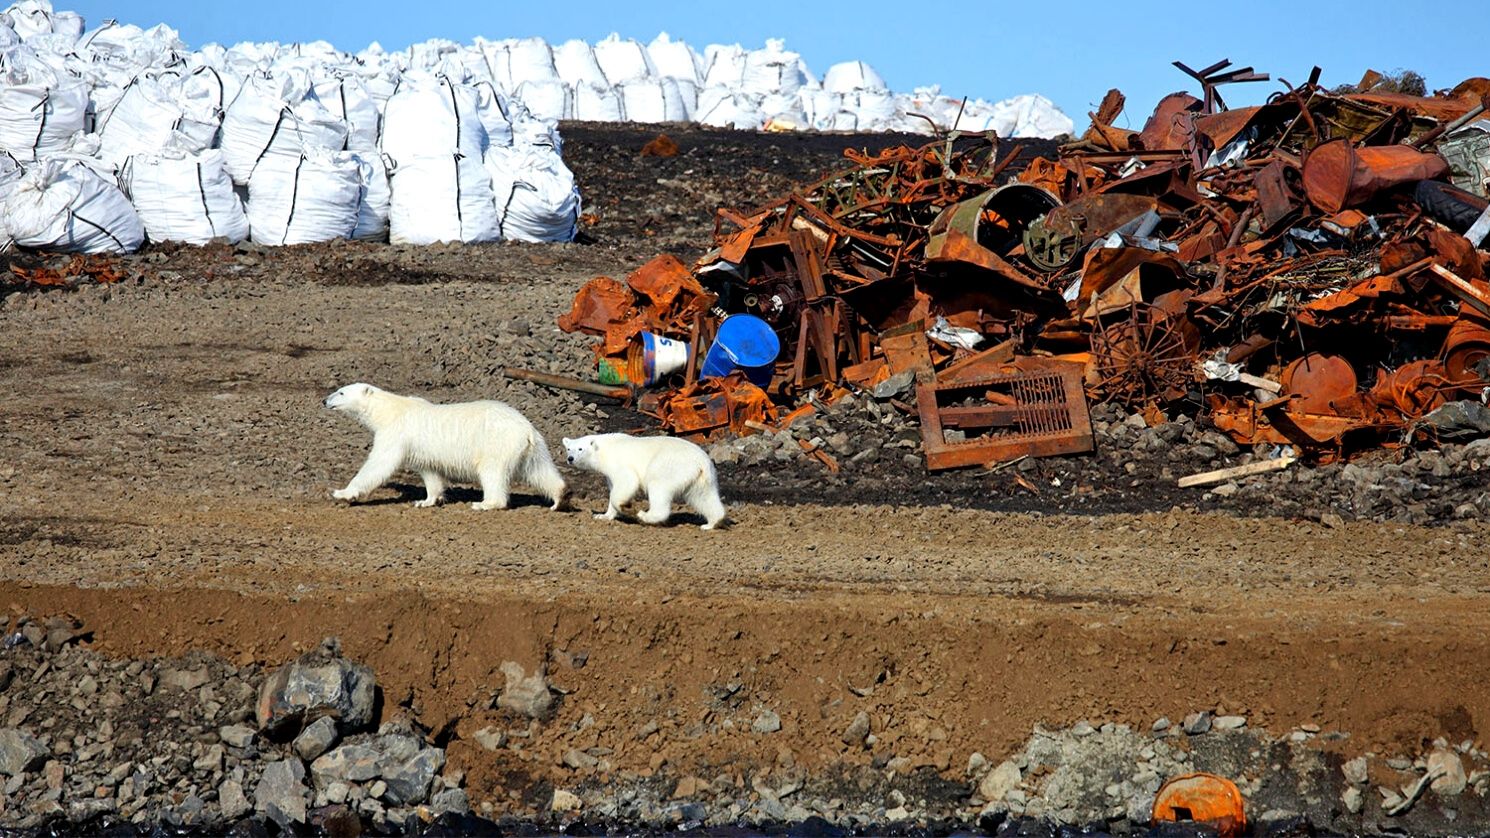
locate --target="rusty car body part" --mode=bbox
[1151,772,1246,838]
[916,361,1093,471]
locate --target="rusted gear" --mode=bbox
[1091,301,1196,405]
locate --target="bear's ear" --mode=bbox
[561,437,572,445]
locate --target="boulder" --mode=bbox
[257,637,376,736]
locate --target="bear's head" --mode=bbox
[324,382,379,413]
[561,436,597,467]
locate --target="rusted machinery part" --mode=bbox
[1090,301,1197,406]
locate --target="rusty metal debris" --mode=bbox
[556,62,1490,467]
[5,255,127,289]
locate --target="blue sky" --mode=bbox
[66,0,1482,130]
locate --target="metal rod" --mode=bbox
[499,367,632,399]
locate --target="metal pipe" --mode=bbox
[1409,103,1487,149]
[499,367,632,400]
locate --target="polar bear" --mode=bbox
[561,433,726,530]
[324,383,566,511]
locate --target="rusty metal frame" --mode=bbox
[916,363,1094,470]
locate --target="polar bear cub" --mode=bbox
[324,383,566,511]
[561,433,726,530]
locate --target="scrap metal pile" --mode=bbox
[552,61,1490,469]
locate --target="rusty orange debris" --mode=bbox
[1152,773,1247,837]
[549,61,1490,465]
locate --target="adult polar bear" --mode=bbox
[325,383,566,511]
[562,433,726,530]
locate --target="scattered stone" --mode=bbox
[1320,511,1345,529]
[752,709,782,734]
[293,716,340,761]
[563,748,599,770]
[192,744,224,774]
[159,667,211,693]
[219,724,255,749]
[551,788,582,813]
[311,744,383,786]
[842,711,871,747]
[1343,756,1369,786]
[496,661,554,719]
[1071,721,1096,737]
[0,728,48,775]
[1214,715,1247,730]
[382,746,445,806]
[255,758,309,827]
[1183,712,1212,735]
[978,760,1022,803]
[472,726,505,752]
[256,637,376,736]
[1429,749,1468,796]
[1152,717,1171,733]
[430,787,470,816]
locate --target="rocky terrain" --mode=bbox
[2,123,1489,836]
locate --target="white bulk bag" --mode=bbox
[823,60,887,94]
[646,33,700,84]
[220,71,349,185]
[701,43,745,89]
[473,83,514,148]
[572,82,623,122]
[695,87,762,130]
[352,152,389,241]
[797,88,840,131]
[3,0,61,40]
[485,145,580,243]
[388,153,500,245]
[552,39,607,88]
[592,34,653,84]
[0,48,88,160]
[0,22,16,48]
[985,93,1075,139]
[759,92,808,129]
[511,114,563,152]
[380,73,487,162]
[512,79,570,122]
[742,40,809,97]
[120,146,248,244]
[616,78,688,123]
[2,159,144,253]
[407,38,460,73]
[486,37,558,90]
[671,78,699,119]
[847,89,898,131]
[313,75,379,151]
[99,77,220,166]
[246,148,360,245]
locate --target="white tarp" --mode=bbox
[120,145,248,244]
[388,153,500,245]
[0,47,88,160]
[380,72,487,163]
[246,148,361,245]
[2,158,144,253]
[220,71,349,185]
[485,144,579,243]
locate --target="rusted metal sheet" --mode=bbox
[1302,139,1450,213]
[916,362,1093,470]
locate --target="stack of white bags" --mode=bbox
[0,1,1072,255]
[0,0,581,254]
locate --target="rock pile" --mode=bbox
[0,629,465,834]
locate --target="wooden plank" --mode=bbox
[1177,457,1296,488]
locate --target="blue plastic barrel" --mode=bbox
[700,314,781,387]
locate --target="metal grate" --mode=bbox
[916,362,1094,471]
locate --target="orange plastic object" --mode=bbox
[1151,772,1247,838]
